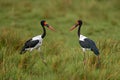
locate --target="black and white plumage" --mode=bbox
[20,20,55,54]
[70,20,100,63]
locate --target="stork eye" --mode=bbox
[44,22,47,26]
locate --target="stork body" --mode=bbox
[70,20,100,64]
[79,35,99,56]
[20,35,43,54]
[20,20,55,54]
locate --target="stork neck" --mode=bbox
[41,26,46,38]
[77,25,81,37]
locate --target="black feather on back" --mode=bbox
[79,38,99,55]
[20,39,39,54]
[24,39,39,48]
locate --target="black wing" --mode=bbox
[20,39,39,54]
[24,39,39,48]
[79,38,99,55]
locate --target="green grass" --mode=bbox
[0,0,120,80]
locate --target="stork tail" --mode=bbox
[20,46,26,54]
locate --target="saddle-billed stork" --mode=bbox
[20,20,55,54]
[70,20,100,64]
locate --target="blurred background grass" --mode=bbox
[0,0,120,80]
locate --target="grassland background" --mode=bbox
[0,0,120,80]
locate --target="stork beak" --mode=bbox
[70,24,78,31]
[48,26,56,31]
[45,24,56,32]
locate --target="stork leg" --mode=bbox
[82,48,86,65]
[29,48,33,52]
[37,47,40,52]
[83,52,86,65]
[37,47,47,65]
[39,51,47,66]
[97,55,100,64]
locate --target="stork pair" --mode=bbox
[20,20,100,64]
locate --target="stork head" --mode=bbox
[40,20,56,31]
[41,20,46,26]
[70,20,83,31]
